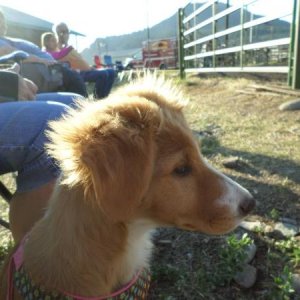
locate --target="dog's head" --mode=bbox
[47,76,254,235]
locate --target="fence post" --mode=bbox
[178,8,186,79]
[212,1,216,68]
[290,0,300,88]
[288,0,297,86]
[193,2,197,69]
[240,2,244,69]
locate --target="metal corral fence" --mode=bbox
[178,0,298,84]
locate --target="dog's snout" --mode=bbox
[238,194,255,216]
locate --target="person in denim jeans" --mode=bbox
[0,69,84,242]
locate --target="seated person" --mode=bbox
[0,10,87,97]
[55,22,69,49]
[41,32,90,71]
[0,69,75,243]
[94,55,103,69]
[44,24,116,99]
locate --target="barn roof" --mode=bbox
[0,5,85,36]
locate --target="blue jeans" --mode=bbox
[62,66,88,97]
[0,93,83,192]
[35,92,83,107]
[80,68,115,99]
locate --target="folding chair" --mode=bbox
[104,55,113,68]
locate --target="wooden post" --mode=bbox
[212,2,216,68]
[240,3,244,69]
[178,8,185,79]
[288,0,297,86]
[225,0,229,48]
[291,0,300,88]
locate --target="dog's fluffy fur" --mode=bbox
[1,75,254,299]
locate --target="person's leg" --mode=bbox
[80,69,115,99]
[9,180,56,243]
[0,101,68,242]
[61,66,88,97]
[80,70,105,99]
[35,92,85,108]
[102,68,116,98]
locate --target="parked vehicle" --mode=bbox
[124,54,143,70]
[143,38,178,69]
[125,38,178,70]
[115,60,125,72]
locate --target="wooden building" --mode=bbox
[0,5,84,47]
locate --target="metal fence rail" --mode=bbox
[179,0,294,75]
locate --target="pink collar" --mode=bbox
[7,237,151,300]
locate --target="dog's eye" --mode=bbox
[173,165,192,176]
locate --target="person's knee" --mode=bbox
[9,180,56,243]
[36,93,84,106]
[48,101,69,119]
[62,67,87,97]
[12,102,66,194]
[107,68,116,78]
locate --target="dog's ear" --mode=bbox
[81,97,160,221]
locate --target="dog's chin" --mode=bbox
[177,217,243,235]
[208,216,247,235]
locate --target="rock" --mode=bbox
[233,234,257,263]
[222,157,240,169]
[279,99,300,111]
[186,252,193,260]
[279,217,298,226]
[243,243,257,264]
[239,221,262,232]
[234,264,257,288]
[266,226,275,234]
[274,222,299,237]
[292,274,300,294]
[157,240,172,244]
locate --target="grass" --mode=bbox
[148,74,300,299]
[0,72,299,299]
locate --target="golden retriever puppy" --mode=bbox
[1,75,255,299]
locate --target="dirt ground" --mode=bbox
[148,73,300,299]
[0,73,299,299]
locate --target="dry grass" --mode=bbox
[148,74,300,299]
[0,73,299,299]
[182,75,299,220]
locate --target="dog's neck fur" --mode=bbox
[22,185,154,297]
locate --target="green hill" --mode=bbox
[81,3,291,65]
[81,13,178,64]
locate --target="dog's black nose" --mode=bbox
[239,194,255,216]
